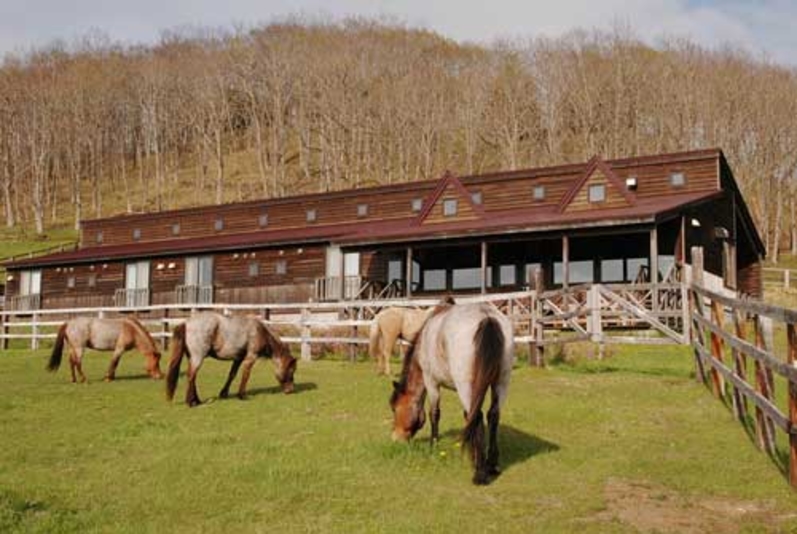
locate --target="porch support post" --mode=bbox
[481,241,488,294]
[405,246,413,298]
[339,247,346,301]
[562,235,570,290]
[650,226,659,313]
[680,216,691,343]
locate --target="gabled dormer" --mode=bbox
[412,171,486,226]
[558,156,636,213]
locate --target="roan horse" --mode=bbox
[369,306,438,375]
[390,301,514,485]
[48,317,163,382]
[165,312,297,407]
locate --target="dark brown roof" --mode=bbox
[5,189,720,268]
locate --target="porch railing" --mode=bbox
[175,285,214,305]
[6,293,41,312]
[113,288,150,307]
[314,276,371,301]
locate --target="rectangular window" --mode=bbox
[423,269,446,291]
[471,191,482,205]
[525,263,542,285]
[533,185,545,200]
[125,261,150,290]
[626,258,649,282]
[670,172,685,187]
[132,228,141,240]
[452,268,481,290]
[171,223,181,236]
[499,265,516,286]
[258,213,269,228]
[411,198,423,212]
[387,260,403,284]
[96,231,104,244]
[248,262,259,277]
[344,253,360,276]
[214,218,224,231]
[357,204,368,217]
[600,259,624,283]
[588,184,606,203]
[570,260,594,284]
[275,260,287,275]
[306,209,317,222]
[184,256,213,286]
[87,273,97,288]
[67,276,76,289]
[443,199,458,217]
[19,270,42,295]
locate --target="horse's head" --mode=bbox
[273,347,297,394]
[147,350,164,380]
[390,380,426,442]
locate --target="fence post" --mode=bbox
[754,315,776,454]
[300,307,311,361]
[31,312,39,350]
[348,307,358,363]
[680,265,690,344]
[0,313,7,351]
[787,323,797,488]
[690,247,707,384]
[709,300,726,399]
[532,268,545,367]
[589,285,604,359]
[732,310,749,421]
[161,308,170,351]
[786,270,791,290]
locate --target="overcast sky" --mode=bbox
[1,0,794,65]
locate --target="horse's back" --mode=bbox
[185,312,253,359]
[66,317,124,350]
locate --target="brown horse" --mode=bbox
[48,317,163,383]
[165,312,297,407]
[369,306,437,375]
[390,302,514,485]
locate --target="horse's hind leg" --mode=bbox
[486,388,501,476]
[185,358,204,407]
[219,358,243,399]
[74,347,87,383]
[68,345,78,383]
[428,386,441,445]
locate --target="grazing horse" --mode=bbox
[48,317,163,383]
[369,306,439,376]
[390,302,514,485]
[165,312,297,407]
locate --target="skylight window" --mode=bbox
[588,184,606,203]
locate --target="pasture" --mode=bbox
[1,345,797,533]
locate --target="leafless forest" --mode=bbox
[1,19,796,259]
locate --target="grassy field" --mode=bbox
[1,345,796,533]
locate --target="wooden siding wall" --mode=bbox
[738,260,762,298]
[80,155,721,248]
[423,187,481,225]
[41,263,123,309]
[564,168,630,213]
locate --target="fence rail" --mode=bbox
[689,247,797,489]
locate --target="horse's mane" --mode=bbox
[391,297,456,403]
[125,317,158,349]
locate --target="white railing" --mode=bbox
[1,283,692,361]
[314,275,371,301]
[175,285,214,305]
[6,293,41,311]
[113,288,150,307]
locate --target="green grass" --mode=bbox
[1,345,796,533]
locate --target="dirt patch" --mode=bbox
[592,479,792,533]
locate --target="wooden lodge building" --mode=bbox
[3,148,765,312]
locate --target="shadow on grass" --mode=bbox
[243,381,318,397]
[440,424,559,472]
[108,373,162,382]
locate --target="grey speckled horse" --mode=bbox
[390,302,514,485]
[48,317,163,383]
[165,312,297,407]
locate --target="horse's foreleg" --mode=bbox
[237,356,257,400]
[219,358,243,399]
[105,344,125,382]
[428,387,441,445]
[486,388,501,476]
[68,346,78,383]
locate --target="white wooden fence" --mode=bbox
[0,281,694,363]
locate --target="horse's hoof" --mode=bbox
[472,471,490,486]
[219,390,229,399]
[488,465,501,477]
[237,394,248,401]
[103,376,114,383]
[188,399,201,408]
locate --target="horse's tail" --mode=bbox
[47,323,68,372]
[165,323,188,401]
[368,319,382,361]
[462,315,505,460]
